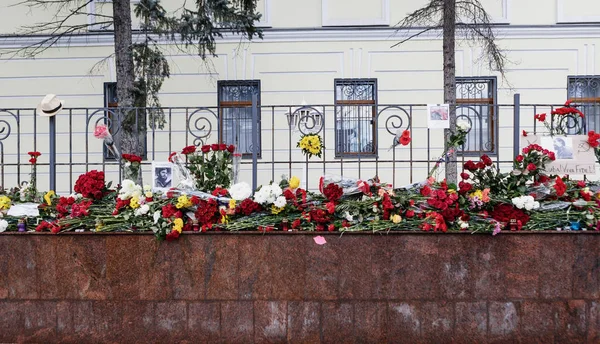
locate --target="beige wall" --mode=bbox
[0,0,600,193]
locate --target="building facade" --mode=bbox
[1,0,600,193]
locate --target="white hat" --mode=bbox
[37,94,64,117]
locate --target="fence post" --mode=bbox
[513,93,521,160]
[49,115,56,191]
[251,94,258,192]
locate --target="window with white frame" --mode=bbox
[456,77,497,155]
[567,76,600,132]
[218,80,261,157]
[334,79,377,157]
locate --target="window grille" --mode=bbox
[456,77,497,155]
[334,78,377,157]
[218,80,261,157]
[567,76,600,133]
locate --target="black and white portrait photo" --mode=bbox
[553,137,574,160]
[152,162,174,192]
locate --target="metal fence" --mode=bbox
[0,94,588,194]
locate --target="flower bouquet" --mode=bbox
[182,144,236,192]
[297,134,323,158]
[94,124,120,158]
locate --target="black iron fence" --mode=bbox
[0,94,588,194]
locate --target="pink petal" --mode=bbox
[313,236,327,245]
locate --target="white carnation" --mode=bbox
[274,196,287,208]
[0,219,7,232]
[253,184,283,205]
[229,182,253,201]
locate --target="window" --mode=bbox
[568,76,600,132]
[104,82,118,108]
[334,78,377,157]
[456,77,497,155]
[218,80,261,157]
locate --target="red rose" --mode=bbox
[522,147,530,154]
[464,160,477,171]
[460,172,469,180]
[515,155,524,163]
[201,145,210,153]
[328,224,335,232]
[211,144,219,151]
[476,162,485,170]
[527,163,537,171]
[405,210,415,218]
[168,152,177,162]
[181,145,196,155]
[29,157,37,164]
[219,143,227,151]
[227,145,235,153]
[481,154,493,166]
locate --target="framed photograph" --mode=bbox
[152,161,174,193]
[427,104,450,129]
[541,136,574,160]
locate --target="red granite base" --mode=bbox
[0,232,598,343]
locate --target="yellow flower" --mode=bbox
[176,195,193,209]
[130,196,140,209]
[0,195,11,210]
[145,191,153,199]
[220,214,229,224]
[289,176,300,189]
[44,191,55,206]
[271,205,284,214]
[173,218,184,233]
[470,189,483,199]
[229,199,236,209]
[391,214,402,224]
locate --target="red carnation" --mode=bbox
[522,130,528,137]
[28,151,41,157]
[554,177,567,197]
[399,130,411,146]
[534,113,546,122]
[168,152,177,162]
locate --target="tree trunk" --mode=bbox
[112,0,137,152]
[112,0,144,183]
[443,0,457,184]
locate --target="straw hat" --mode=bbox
[37,94,64,117]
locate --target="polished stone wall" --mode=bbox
[0,232,598,343]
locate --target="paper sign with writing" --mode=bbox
[521,135,596,175]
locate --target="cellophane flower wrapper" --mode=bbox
[318,175,386,196]
[170,153,196,191]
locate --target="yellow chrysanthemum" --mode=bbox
[173,218,184,233]
[176,195,193,209]
[0,195,12,210]
[391,214,402,224]
[289,176,300,189]
[130,196,140,209]
[229,199,236,209]
[44,190,55,206]
[271,205,284,215]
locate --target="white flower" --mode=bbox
[524,202,534,211]
[0,219,7,232]
[229,182,253,201]
[533,201,540,210]
[344,211,354,222]
[460,221,469,229]
[253,184,283,205]
[274,196,287,208]
[457,120,471,132]
[134,204,150,216]
[118,179,142,200]
[143,184,152,192]
[153,210,161,224]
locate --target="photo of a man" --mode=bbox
[154,167,172,188]
[553,137,573,160]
